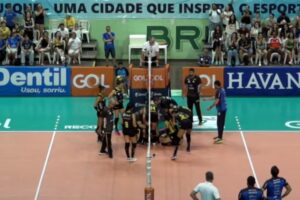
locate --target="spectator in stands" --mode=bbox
[297,36,300,64]
[212,25,224,65]
[64,14,76,32]
[238,32,252,65]
[226,32,240,66]
[277,12,291,29]
[240,10,252,31]
[57,23,69,42]
[68,31,82,64]
[225,14,239,39]
[52,31,66,65]
[3,4,17,31]
[141,36,159,67]
[262,13,276,39]
[252,12,261,26]
[73,23,82,40]
[284,32,296,65]
[23,5,34,18]
[294,20,300,38]
[21,34,34,65]
[221,4,233,29]
[262,165,292,199]
[0,20,11,40]
[103,25,116,66]
[238,176,264,200]
[190,171,221,200]
[250,21,261,62]
[0,37,6,65]
[279,23,291,41]
[34,4,46,35]
[23,11,35,41]
[267,31,283,64]
[6,30,20,65]
[198,48,212,66]
[208,4,222,33]
[35,31,51,65]
[267,23,279,38]
[255,32,267,66]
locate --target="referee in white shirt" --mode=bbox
[140,36,160,67]
[190,171,221,200]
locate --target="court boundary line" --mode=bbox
[34,115,60,200]
[1,130,300,133]
[235,116,260,187]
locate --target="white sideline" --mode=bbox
[235,116,260,187]
[34,115,60,200]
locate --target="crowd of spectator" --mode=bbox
[203,3,300,66]
[0,3,82,66]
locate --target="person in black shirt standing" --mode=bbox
[184,68,203,125]
[238,176,264,200]
[99,101,114,159]
[94,85,106,142]
[122,102,138,162]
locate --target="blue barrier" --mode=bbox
[0,66,71,96]
[224,67,300,96]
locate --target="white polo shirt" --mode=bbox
[142,41,159,57]
[193,181,220,200]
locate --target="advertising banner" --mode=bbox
[0,66,71,96]
[1,0,299,19]
[71,66,114,96]
[129,65,170,89]
[224,67,300,96]
[182,67,224,97]
[130,88,170,109]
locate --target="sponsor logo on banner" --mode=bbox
[71,67,114,96]
[130,67,168,89]
[0,67,70,96]
[0,118,12,129]
[225,67,300,96]
[182,67,224,96]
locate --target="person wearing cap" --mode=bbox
[122,101,138,162]
[238,176,264,200]
[108,76,126,135]
[64,14,76,32]
[262,165,292,199]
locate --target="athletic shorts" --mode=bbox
[123,128,138,137]
[105,48,116,58]
[113,103,123,110]
[179,119,192,130]
[151,113,158,123]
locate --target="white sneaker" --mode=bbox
[259,62,261,67]
[130,157,137,162]
[171,156,177,160]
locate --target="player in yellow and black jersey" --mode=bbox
[170,106,193,160]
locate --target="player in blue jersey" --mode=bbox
[262,166,292,200]
[238,176,264,200]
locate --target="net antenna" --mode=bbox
[144,48,154,200]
